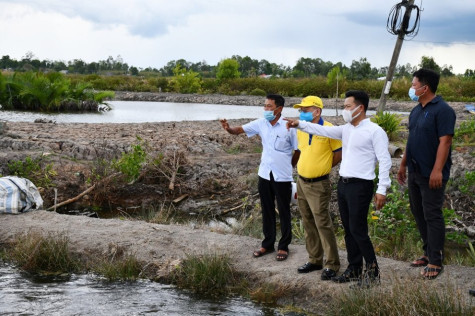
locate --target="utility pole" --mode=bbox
[335,72,339,116]
[377,0,416,113]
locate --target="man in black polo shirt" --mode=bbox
[397,68,456,280]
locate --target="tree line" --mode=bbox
[2,52,474,80]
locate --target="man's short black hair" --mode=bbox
[413,68,440,93]
[345,90,369,111]
[266,94,285,107]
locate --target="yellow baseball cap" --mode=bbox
[293,96,324,109]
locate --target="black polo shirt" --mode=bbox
[406,95,456,180]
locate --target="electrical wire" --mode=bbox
[386,0,422,38]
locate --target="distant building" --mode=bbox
[259,74,280,79]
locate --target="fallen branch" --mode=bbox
[220,203,244,216]
[46,184,96,211]
[46,172,120,212]
[172,194,188,204]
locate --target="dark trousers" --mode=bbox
[337,178,377,270]
[408,172,446,266]
[258,173,292,252]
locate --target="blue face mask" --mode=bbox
[299,111,314,122]
[408,85,426,102]
[408,88,419,101]
[264,110,276,121]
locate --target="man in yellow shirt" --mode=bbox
[293,96,342,280]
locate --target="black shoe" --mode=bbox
[321,268,337,280]
[297,262,323,273]
[331,268,362,283]
[469,289,475,297]
[350,266,380,289]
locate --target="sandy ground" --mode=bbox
[0,94,474,313]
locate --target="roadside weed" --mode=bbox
[112,137,147,182]
[371,112,405,141]
[7,155,57,188]
[453,118,475,146]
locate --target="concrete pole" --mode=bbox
[377,0,415,114]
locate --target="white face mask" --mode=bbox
[342,105,362,123]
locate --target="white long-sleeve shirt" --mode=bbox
[298,118,391,195]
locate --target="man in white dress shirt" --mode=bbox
[285,90,391,288]
[220,94,298,261]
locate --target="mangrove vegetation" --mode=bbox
[0,71,114,112]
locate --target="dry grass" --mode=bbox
[325,277,474,316]
[8,230,81,274]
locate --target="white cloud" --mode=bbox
[0,0,474,74]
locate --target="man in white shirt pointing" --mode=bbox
[285,90,391,288]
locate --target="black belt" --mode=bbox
[339,177,371,184]
[299,174,329,183]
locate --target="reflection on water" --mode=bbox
[0,262,280,316]
[0,100,343,124]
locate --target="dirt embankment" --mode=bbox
[0,93,474,312]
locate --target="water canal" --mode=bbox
[0,262,281,315]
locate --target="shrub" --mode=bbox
[7,155,56,188]
[1,71,112,111]
[170,64,202,93]
[454,118,475,146]
[249,88,266,96]
[368,183,420,260]
[216,59,240,81]
[370,111,405,141]
[112,137,147,182]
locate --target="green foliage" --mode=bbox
[171,253,238,297]
[467,242,475,264]
[112,138,147,182]
[291,218,305,242]
[249,88,266,96]
[459,171,475,198]
[419,56,441,73]
[370,112,405,141]
[368,181,470,263]
[8,231,80,274]
[170,64,202,93]
[6,71,473,101]
[443,208,469,245]
[454,118,475,146]
[368,183,420,259]
[7,156,56,188]
[0,71,113,111]
[93,90,115,103]
[326,66,348,98]
[95,255,143,281]
[216,58,241,81]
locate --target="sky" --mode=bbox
[1,0,475,74]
